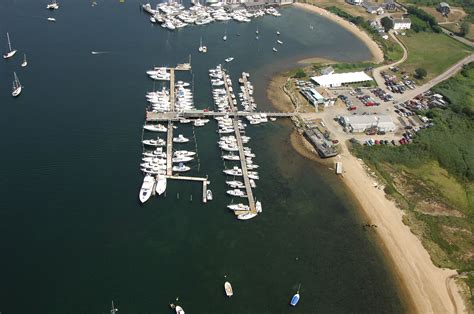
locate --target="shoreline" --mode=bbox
[294,2,384,64]
[265,4,467,310]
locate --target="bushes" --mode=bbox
[407,6,442,32]
[381,16,394,32]
[293,68,306,78]
[415,67,427,79]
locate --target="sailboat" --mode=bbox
[290,284,301,306]
[3,32,17,59]
[255,28,259,34]
[110,300,118,314]
[198,37,207,53]
[47,0,59,10]
[11,72,22,97]
[223,27,227,41]
[21,53,27,67]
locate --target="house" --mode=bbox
[362,2,384,14]
[392,17,411,30]
[346,0,363,5]
[384,0,396,11]
[321,66,334,75]
[369,19,385,33]
[437,2,451,15]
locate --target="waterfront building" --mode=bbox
[311,71,373,88]
[339,115,396,133]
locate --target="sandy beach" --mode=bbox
[266,5,467,310]
[294,2,384,64]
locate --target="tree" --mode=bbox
[415,68,427,79]
[459,21,470,37]
[293,69,306,79]
[380,16,394,32]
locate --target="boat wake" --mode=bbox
[91,51,110,55]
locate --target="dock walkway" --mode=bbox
[166,68,175,176]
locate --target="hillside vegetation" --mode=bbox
[351,63,474,304]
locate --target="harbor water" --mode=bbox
[0,1,405,312]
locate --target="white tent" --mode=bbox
[311,71,373,87]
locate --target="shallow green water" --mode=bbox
[0,1,404,313]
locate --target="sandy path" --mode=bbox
[294,2,384,64]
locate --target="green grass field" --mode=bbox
[399,32,473,82]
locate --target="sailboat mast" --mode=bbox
[6,32,12,51]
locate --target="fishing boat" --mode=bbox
[21,53,27,67]
[225,57,234,63]
[290,284,301,306]
[155,175,167,195]
[46,0,59,9]
[237,212,257,220]
[11,72,22,97]
[206,189,213,201]
[3,32,17,59]
[139,175,155,203]
[224,281,233,297]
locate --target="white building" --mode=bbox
[340,115,396,132]
[392,17,411,30]
[311,71,373,88]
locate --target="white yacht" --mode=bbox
[139,175,155,203]
[173,134,189,143]
[237,212,257,220]
[173,163,191,172]
[227,203,249,211]
[227,189,246,197]
[226,180,244,188]
[172,155,193,163]
[142,138,166,146]
[11,72,22,97]
[21,53,27,67]
[223,153,239,161]
[143,124,167,132]
[175,305,185,314]
[155,175,167,195]
[223,167,242,176]
[3,32,17,59]
[47,0,59,9]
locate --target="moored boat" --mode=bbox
[139,175,155,203]
[224,281,233,297]
[155,175,167,195]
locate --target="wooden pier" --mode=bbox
[221,69,256,214]
[166,68,176,176]
[146,110,301,122]
[240,73,254,112]
[165,175,209,203]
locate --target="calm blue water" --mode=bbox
[0,1,404,313]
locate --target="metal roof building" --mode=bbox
[311,71,373,87]
[340,115,396,132]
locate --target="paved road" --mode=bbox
[394,54,474,103]
[372,30,408,90]
[440,26,474,48]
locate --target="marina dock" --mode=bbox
[165,175,209,203]
[166,68,176,176]
[146,110,302,122]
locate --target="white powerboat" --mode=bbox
[47,17,56,22]
[277,40,283,45]
[272,47,278,52]
[227,203,249,211]
[237,212,257,220]
[206,189,213,201]
[175,305,185,314]
[143,124,167,132]
[139,175,155,203]
[173,163,191,172]
[173,134,189,143]
[47,0,59,9]
[227,189,246,197]
[172,155,193,163]
[256,201,262,213]
[142,138,166,146]
[225,57,234,63]
[224,281,233,297]
[3,32,17,59]
[226,180,244,188]
[155,175,167,195]
[223,167,242,176]
[223,153,239,161]
[11,72,22,97]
